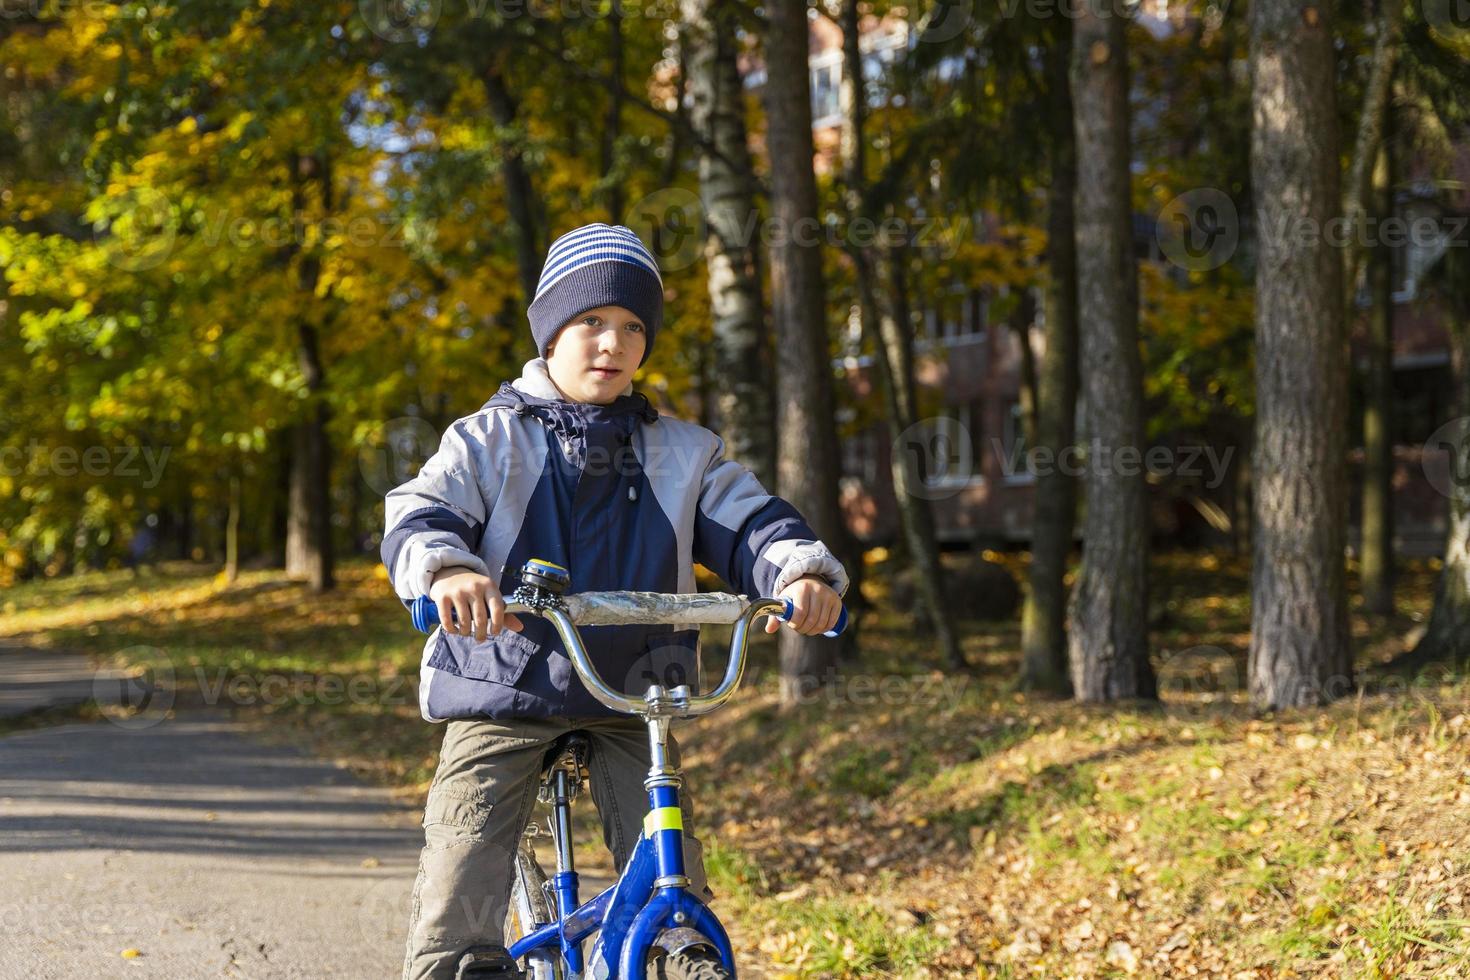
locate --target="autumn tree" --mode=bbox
[760,0,848,704]
[1067,1,1156,702]
[1247,0,1352,709]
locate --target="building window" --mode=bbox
[898,400,985,488]
[916,285,987,348]
[1392,194,1452,302]
[810,58,841,127]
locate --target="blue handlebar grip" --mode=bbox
[411,595,442,635]
[777,597,849,638]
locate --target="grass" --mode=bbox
[2,551,1468,976]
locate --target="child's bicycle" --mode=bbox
[409,559,847,980]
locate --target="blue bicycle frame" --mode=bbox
[506,728,737,978]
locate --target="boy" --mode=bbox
[382,222,848,979]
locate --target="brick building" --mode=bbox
[740,11,1467,556]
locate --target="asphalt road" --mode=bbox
[0,715,423,979]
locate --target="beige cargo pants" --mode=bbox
[402,715,712,980]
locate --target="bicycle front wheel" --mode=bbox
[648,949,733,980]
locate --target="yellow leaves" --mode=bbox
[120,948,142,959]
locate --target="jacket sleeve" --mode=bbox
[380,420,493,605]
[691,436,849,599]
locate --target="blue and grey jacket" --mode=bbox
[382,359,850,722]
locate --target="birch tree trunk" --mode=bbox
[837,0,961,670]
[1361,137,1395,616]
[682,0,776,487]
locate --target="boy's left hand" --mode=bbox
[766,575,843,635]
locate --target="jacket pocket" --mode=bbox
[437,627,537,686]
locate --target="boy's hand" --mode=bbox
[765,575,843,636]
[429,568,524,642]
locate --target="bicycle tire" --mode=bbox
[648,950,733,980]
[506,840,562,980]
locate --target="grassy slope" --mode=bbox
[2,554,1466,977]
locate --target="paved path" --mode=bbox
[0,645,130,719]
[0,715,423,978]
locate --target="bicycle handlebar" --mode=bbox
[408,587,847,717]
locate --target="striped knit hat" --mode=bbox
[528,223,664,366]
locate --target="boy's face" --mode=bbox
[544,305,647,405]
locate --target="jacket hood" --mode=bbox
[483,357,659,424]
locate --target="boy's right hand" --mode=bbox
[429,568,524,642]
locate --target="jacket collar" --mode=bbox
[486,358,658,423]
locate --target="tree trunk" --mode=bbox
[1021,21,1079,696]
[835,0,960,670]
[1361,137,1395,615]
[761,0,847,706]
[1339,0,1403,304]
[283,151,335,593]
[1230,422,1253,558]
[484,62,543,306]
[1066,1,1155,703]
[877,247,965,669]
[682,0,776,487]
[284,403,333,591]
[1347,2,1401,617]
[225,474,240,584]
[1248,0,1351,710]
[177,496,193,561]
[600,1,626,223]
[1009,288,1040,451]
